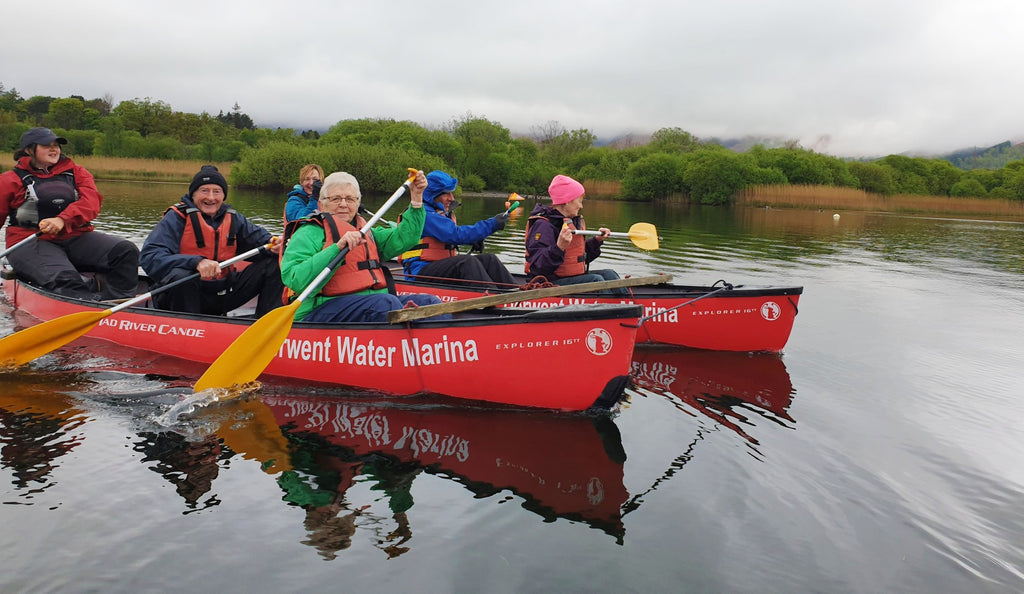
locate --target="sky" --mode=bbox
[5,0,1023,158]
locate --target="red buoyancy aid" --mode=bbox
[166,203,248,280]
[397,206,457,264]
[315,213,388,295]
[524,214,587,277]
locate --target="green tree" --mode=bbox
[112,98,174,137]
[22,95,54,124]
[622,153,682,199]
[648,127,699,153]
[45,98,87,130]
[681,149,761,205]
[849,162,894,194]
[949,177,987,198]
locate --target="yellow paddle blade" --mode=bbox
[0,310,112,367]
[627,222,659,250]
[193,301,301,393]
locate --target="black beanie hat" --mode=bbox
[189,165,228,198]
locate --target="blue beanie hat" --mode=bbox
[424,170,458,203]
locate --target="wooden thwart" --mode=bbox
[388,274,673,323]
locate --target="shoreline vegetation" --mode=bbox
[4,89,1023,214]
[76,157,1024,221]
[77,156,232,183]
[738,184,1024,220]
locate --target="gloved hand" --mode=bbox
[492,212,510,230]
[311,179,323,199]
[469,240,485,253]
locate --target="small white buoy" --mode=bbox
[833,213,840,220]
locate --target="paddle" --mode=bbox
[387,274,672,323]
[468,200,519,254]
[359,205,398,228]
[0,233,41,260]
[193,169,419,393]
[572,222,660,250]
[0,243,275,367]
[637,281,735,324]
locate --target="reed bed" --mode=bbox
[582,180,623,199]
[739,184,1024,219]
[74,157,233,183]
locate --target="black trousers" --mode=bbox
[6,231,140,300]
[153,257,285,317]
[416,254,516,290]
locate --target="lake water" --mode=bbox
[2,180,1023,593]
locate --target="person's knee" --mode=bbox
[109,240,140,262]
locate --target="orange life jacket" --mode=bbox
[313,213,388,295]
[397,206,457,263]
[167,203,249,280]
[524,214,587,277]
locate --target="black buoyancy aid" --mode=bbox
[397,206,457,264]
[8,167,78,227]
[166,203,247,279]
[524,213,587,277]
[300,213,388,295]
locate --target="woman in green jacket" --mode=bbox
[280,170,444,323]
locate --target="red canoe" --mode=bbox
[386,263,803,353]
[2,277,642,411]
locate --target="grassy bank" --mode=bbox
[74,156,233,183]
[739,184,1024,220]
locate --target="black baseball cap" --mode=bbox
[19,127,68,150]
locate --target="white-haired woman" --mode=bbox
[280,170,446,323]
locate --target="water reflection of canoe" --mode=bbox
[385,262,803,352]
[255,395,630,545]
[631,347,795,438]
[2,277,641,411]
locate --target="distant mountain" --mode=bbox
[938,141,1024,170]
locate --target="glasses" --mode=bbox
[322,195,359,205]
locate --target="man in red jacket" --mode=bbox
[0,127,139,300]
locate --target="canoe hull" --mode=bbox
[2,278,641,411]
[390,269,802,352]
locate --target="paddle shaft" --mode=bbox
[192,172,417,392]
[573,230,635,239]
[294,177,414,304]
[387,274,672,323]
[637,283,734,324]
[109,244,272,314]
[0,233,41,260]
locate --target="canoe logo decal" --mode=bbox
[586,328,613,356]
[760,301,781,321]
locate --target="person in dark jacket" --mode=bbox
[0,127,139,300]
[398,170,514,290]
[524,174,625,294]
[140,165,284,316]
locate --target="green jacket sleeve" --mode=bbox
[280,223,337,294]
[370,205,425,261]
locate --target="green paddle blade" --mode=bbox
[193,301,301,393]
[0,310,112,367]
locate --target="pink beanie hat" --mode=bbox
[548,174,585,205]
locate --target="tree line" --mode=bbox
[2,83,1023,203]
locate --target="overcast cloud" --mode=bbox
[5,0,1022,158]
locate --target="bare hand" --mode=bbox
[196,258,220,280]
[556,221,575,251]
[596,227,611,242]
[38,217,65,235]
[409,170,426,207]
[337,230,365,251]
[267,236,282,255]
